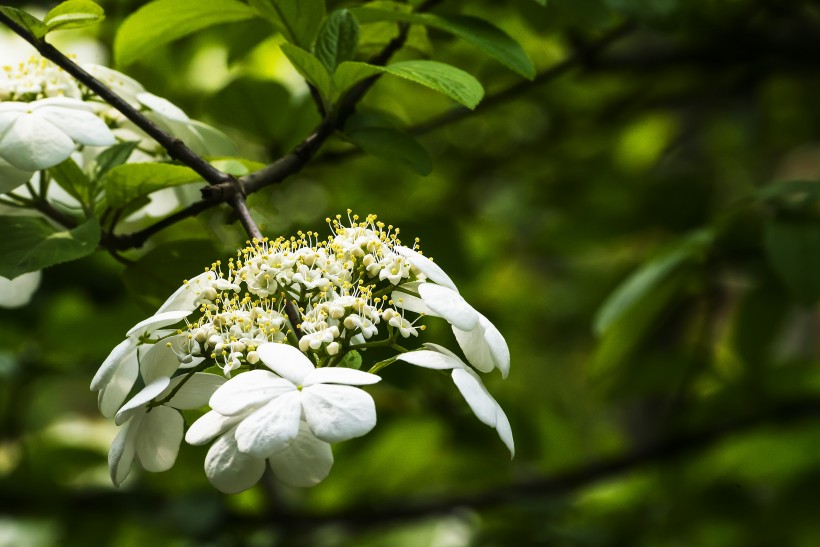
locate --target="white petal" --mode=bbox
[98,352,139,419]
[268,421,334,488]
[422,342,462,360]
[138,92,190,122]
[394,246,458,291]
[303,367,381,386]
[183,119,236,156]
[167,372,226,409]
[135,406,184,472]
[256,343,314,385]
[495,404,515,458]
[396,349,463,370]
[0,271,40,308]
[91,338,136,391]
[451,368,497,427]
[139,340,180,384]
[185,410,243,446]
[480,315,510,379]
[126,310,191,338]
[209,369,294,416]
[0,157,33,194]
[0,113,75,170]
[302,384,377,443]
[418,283,479,331]
[391,290,435,316]
[84,64,145,104]
[108,413,142,487]
[234,391,302,457]
[156,271,216,314]
[453,324,494,374]
[36,105,115,146]
[205,430,266,494]
[115,376,171,425]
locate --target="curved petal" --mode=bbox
[268,421,334,488]
[396,349,463,370]
[303,367,381,387]
[36,105,115,146]
[167,372,226,410]
[84,64,145,104]
[394,246,458,292]
[418,283,479,331]
[156,271,216,314]
[186,410,243,446]
[0,271,40,309]
[256,343,314,385]
[109,413,142,487]
[234,391,302,457]
[115,376,171,425]
[126,310,191,338]
[302,384,376,443]
[135,405,184,472]
[98,351,139,419]
[480,315,510,379]
[0,113,75,170]
[451,368,497,427]
[138,92,190,122]
[495,404,515,458]
[391,290,435,316]
[180,119,236,156]
[91,338,136,391]
[209,369,294,416]
[139,340,180,384]
[205,431,266,494]
[452,324,494,374]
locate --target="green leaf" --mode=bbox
[114,0,257,66]
[340,350,362,369]
[352,8,535,79]
[0,217,100,279]
[315,9,359,73]
[594,229,714,335]
[382,60,484,109]
[248,0,325,49]
[44,0,104,32]
[49,157,91,204]
[208,157,266,177]
[102,163,202,208]
[764,219,820,305]
[0,7,47,39]
[334,60,484,108]
[280,43,332,101]
[122,239,220,312]
[92,141,139,182]
[345,126,432,176]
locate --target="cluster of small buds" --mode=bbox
[0,55,80,101]
[93,212,513,494]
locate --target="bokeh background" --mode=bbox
[4,0,820,545]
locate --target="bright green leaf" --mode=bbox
[280,43,332,101]
[352,8,535,79]
[114,0,257,66]
[49,157,91,205]
[341,350,362,370]
[346,126,432,176]
[209,157,266,177]
[764,219,820,305]
[594,229,714,335]
[0,6,47,39]
[248,0,325,49]
[44,0,104,32]
[93,141,139,182]
[102,163,202,208]
[315,9,360,73]
[0,217,100,279]
[334,60,484,108]
[382,60,484,109]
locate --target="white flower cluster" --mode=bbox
[93,213,513,493]
[0,54,231,193]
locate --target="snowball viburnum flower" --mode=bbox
[206,343,381,458]
[0,97,115,171]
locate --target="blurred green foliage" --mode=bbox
[5,0,820,545]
